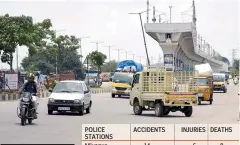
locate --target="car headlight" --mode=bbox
[74,99,81,103]
[127,88,131,91]
[48,98,55,103]
[205,89,208,92]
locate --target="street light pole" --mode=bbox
[54,29,66,75]
[169,6,173,23]
[137,56,145,63]
[103,45,116,62]
[128,53,135,61]
[79,36,89,63]
[129,11,150,66]
[91,41,104,51]
[113,49,123,62]
[121,51,129,60]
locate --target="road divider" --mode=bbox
[0,88,104,101]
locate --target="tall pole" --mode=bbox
[16,46,19,72]
[146,0,149,23]
[91,41,104,51]
[121,51,128,60]
[139,13,150,65]
[114,49,123,62]
[56,55,58,75]
[79,36,89,63]
[169,6,173,23]
[103,45,116,62]
[137,56,144,63]
[129,11,150,66]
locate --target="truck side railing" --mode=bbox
[141,66,198,93]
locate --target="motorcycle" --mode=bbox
[234,79,238,85]
[17,92,38,126]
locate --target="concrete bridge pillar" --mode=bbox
[179,51,185,71]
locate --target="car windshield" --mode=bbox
[112,73,133,84]
[53,82,83,93]
[213,75,225,82]
[195,78,209,86]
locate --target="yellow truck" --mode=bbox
[111,72,134,98]
[130,66,198,117]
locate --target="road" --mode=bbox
[0,82,239,144]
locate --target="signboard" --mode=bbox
[164,54,173,65]
[4,73,19,90]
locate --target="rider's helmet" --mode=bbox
[27,73,35,82]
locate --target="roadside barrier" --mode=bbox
[0,88,104,101]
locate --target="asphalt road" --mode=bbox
[0,82,239,144]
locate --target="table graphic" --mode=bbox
[82,124,239,145]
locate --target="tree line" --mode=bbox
[0,14,118,74]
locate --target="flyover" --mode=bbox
[145,0,229,72]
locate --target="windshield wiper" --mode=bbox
[70,90,82,92]
[58,90,71,93]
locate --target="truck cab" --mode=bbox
[213,73,227,93]
[194,76,213,105]
[130,66,198,117]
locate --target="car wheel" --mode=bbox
[86,102,91,114]
[48,110,53,115]
[79,105,84,116]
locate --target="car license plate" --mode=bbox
[198,93,203,97]
[58,107,70,111]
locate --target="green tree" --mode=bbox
[101,60,117,72]
[21,35,82,75]
[88,51,107,73]
[0,14,54,72]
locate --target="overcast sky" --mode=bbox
[0,0,239,69]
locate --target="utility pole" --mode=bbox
[54,29,66,75]
[121,51,129,60]
[113,49,123,62]
[129,10,150,66]
[103,45,116,62]
[146,0,149,23]
[137,56,145,63]
[231,48,239,65]
[79,36,89,63]
[169,6,173,23]
[91,41,104,51]
[128,53,135,61]
[16,46,19,72]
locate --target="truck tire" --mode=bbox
[133,102,142,115]
[198,98,201,105]
[209,94,213,105]
[155,103,164,117]
[184,106,193,117]
[163,110,170,115]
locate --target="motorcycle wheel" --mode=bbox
[28,119,32,124]
[21,108,26,126]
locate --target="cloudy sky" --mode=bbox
[0,0,239,69]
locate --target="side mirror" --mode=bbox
[49,88,53,92]
[84,90,89,94]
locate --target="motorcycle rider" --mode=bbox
[19,73,39,119]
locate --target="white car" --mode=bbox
[47,80,92,115]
